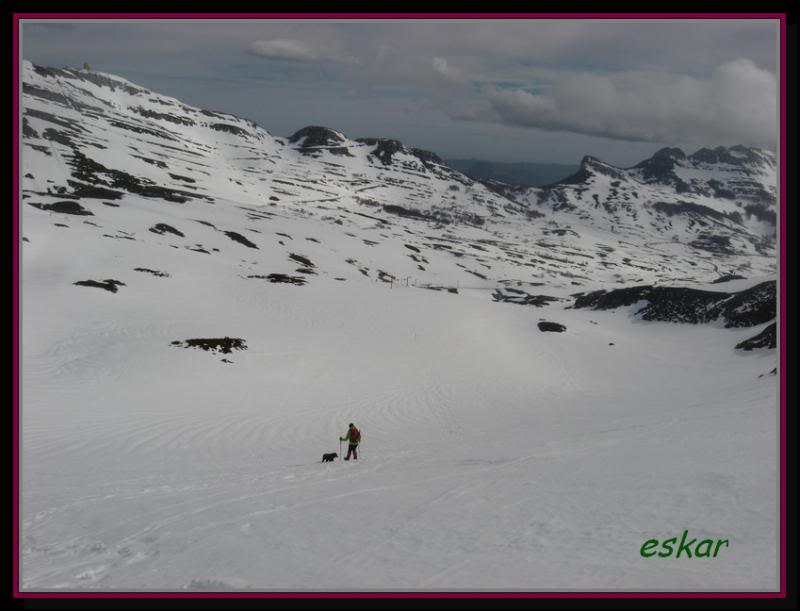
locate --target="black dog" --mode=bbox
[322,452,338,463]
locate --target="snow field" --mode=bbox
[22,229,777,589]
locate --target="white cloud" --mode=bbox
[455,59,776,147]
[431,57,468,86]
[247,39,357,65]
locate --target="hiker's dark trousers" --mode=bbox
[345,444,358,460]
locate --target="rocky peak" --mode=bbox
[690,147,725,164]
[689,145,774,168]
[28,61,147,97]
[288,126,347,148]
[409,147,444,166]
[634,150,682,183]
[652,147,686,161]
[357,138,407,165]
[580,156,627,180]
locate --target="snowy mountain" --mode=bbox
[22,60,776,289]
[497,147,776,255]
[19,61,778,591]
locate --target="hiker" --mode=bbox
[340,423,361,460]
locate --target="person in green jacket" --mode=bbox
[340,423,361,460]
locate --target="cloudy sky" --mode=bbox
[21,19,779,166]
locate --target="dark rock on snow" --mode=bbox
[149,223,184,237]
[29,201,94,215]
[224,231,259,249]
[247,274,306,286]
[171,337,247,354]
[74,279,126,293]
[574,281,775,328]
[735,322,776,351]
[493,289,559,307]
[711,274,747,284]
[134,267,170,277]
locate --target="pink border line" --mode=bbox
[6,591,791,599]
[13,12,788,600]
[13,12,788,19]
[779,13,787,600]
[13,15,21,601]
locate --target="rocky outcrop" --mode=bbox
[574,281,775,328]
[736,322,776,351]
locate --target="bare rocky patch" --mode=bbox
[225,231,258,249]
[423,286,458,294]
[29,201,93,216]
[538,321,567,333]
[170,337,247,354]
[574,281,775,328]
[247,274,307,286]
[168,173,196,183]
[493,289,560,307]
[711,274,747,284]
[377,270,396,283]
[149,223,184,237]
[74,279,126,293]
[736,322,776,351]
[134,268,170,278]
[289,253,315,270]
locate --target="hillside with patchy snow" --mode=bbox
[20,61,778,592]
[22,60,776,289]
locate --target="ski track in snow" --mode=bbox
[22,316,777,590]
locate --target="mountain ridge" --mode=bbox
[21,60,777,290]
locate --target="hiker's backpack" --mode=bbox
[351,427,361,443]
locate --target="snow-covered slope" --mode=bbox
[19,61,779,591]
